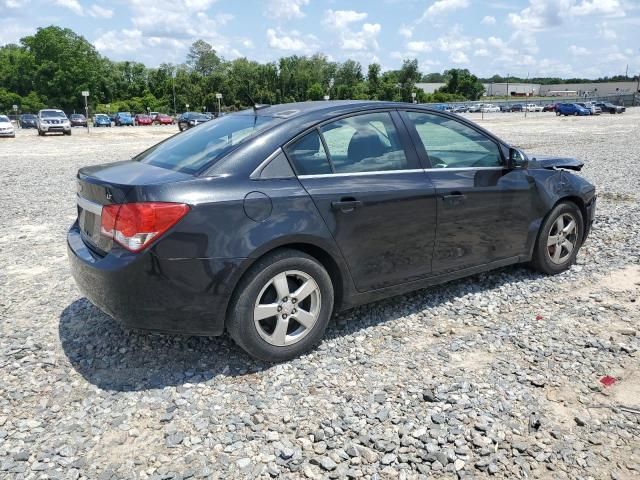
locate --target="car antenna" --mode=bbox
[246,90,270,113]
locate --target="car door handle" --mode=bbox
[442,192,467,201]
[331,199,362,212]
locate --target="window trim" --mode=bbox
[398,109,507,169]
[250,147,296,180]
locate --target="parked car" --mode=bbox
[0,115,15,137]
[68,101,596,361]
[19,113,38,128]
[542,103,557,112]
[556,103,591,116]
[452,105,468,113]
[480,104,500,112]
[525,104,543,112]
[109,113,117,123]
[149,111,159,122]
[510,104,524,112]
[576,102,601,115]
[593,102,625,114]
[177,111,209,131]
[134,114,153,126]
[69,113,88,127]
[93,114,112,127]
[37,109,71,135]
[115,112,134,126]
[154,113,175,125]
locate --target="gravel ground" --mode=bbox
[0,112,639,480]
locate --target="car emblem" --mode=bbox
[105,191,113,200]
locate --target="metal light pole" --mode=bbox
[82,90,90,133]
[12,104,18,128]
[172,69,177,116]
[216,92,222,116]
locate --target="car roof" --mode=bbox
[236,100,410,120]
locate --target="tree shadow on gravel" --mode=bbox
[60,265,543,392]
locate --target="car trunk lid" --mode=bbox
[76,160,193,254]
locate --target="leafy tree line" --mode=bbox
[0,26,484,115]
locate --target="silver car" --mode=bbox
[37,109,72,136]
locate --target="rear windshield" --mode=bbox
[136,113,279,174]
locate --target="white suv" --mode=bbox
[37,109,72,136]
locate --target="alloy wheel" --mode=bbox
[253,270,321,347]
[546,213,578,264]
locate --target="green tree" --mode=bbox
[186,40,221,76]
[439,69,485,100]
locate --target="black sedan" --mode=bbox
[69,113,88,127]
[177,112,209,131]
[19,113,38,128]
[593,102,625,114]
[68,101,596,361]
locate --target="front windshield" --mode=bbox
[136,113,280,174]
[187,112,208,120]
[41,110,66,118]
[119,112,132,117]
[0,115,9,122]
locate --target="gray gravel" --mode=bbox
[1,112,639,479]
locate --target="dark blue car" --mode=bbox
[556,103,590,116]
[114,112,134,126]
[68,101,596,361]
[93,114,112,127]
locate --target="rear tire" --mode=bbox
[227,249,334,362]
[530,201,584,275]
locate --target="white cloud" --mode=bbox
[450,50,469,64]
[54,0,82,15]
[266,28,315,51]
[597,21,617,39]
[474,48,490,57]
[264,0,309,21]
[94,29,144,54]
[323,10,381,51]
[568,44,590,55]
[481,15,496,25]
[323,10,368,29]
[407,41,432,53]
[87,5,113,19]
[419,0,470,21]
[4,0,29,8]
[571,0,624,17]
[508,0,626,31]
[398,24,413,39]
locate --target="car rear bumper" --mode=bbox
[67,222,244,336]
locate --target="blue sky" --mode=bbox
[2,0,639,78]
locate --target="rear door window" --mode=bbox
[319,112,409,173]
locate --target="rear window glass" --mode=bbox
[136,113,279,174]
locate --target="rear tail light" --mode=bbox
[100,202,190,252]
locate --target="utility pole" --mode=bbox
[82,90,90,133]
[216,93,222,116]
[172,68,177,116]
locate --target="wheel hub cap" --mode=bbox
[253,270,321,347]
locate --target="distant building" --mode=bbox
[415,80,639,98]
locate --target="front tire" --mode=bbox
[530,201,584,275]
[227,249,334,362]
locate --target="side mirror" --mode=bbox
[508,147,528,169]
